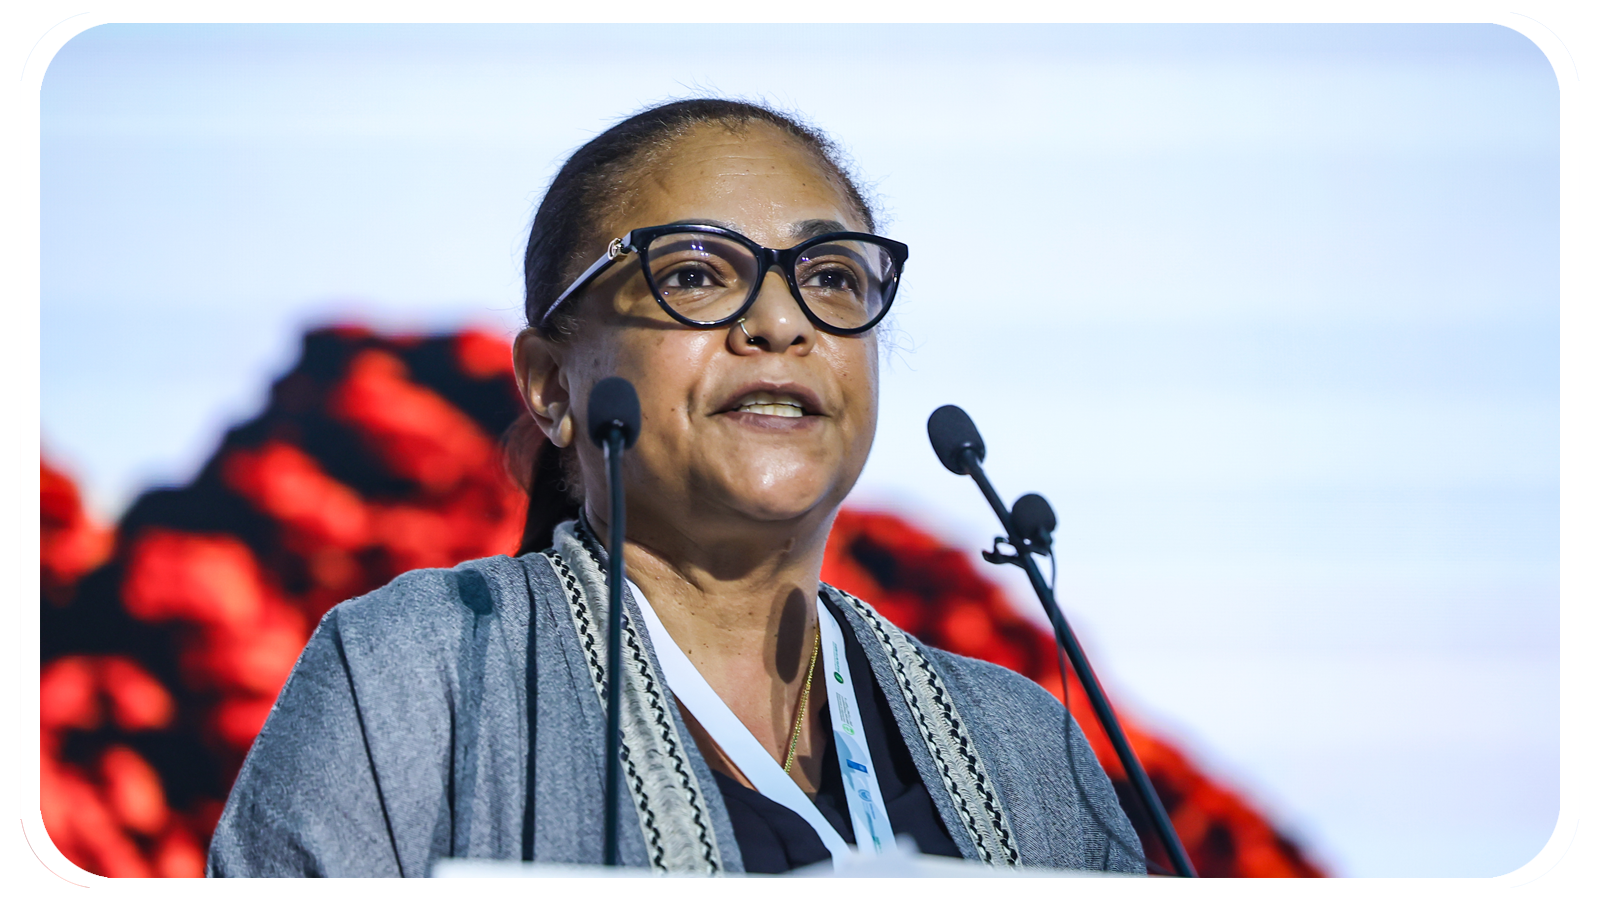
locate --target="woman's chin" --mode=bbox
[731,503,829,529]
[704,470,850,529]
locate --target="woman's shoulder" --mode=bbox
[321,552,559,655]
[212,553,564,876]
[919,644,1063,717]
[824,585,1062,720]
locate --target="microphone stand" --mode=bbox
[959,448,1197,878]
[601,428,626,867]
[587,374,639,868]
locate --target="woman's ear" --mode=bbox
[512,328,576,448]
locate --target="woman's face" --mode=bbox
[545,123,880,545]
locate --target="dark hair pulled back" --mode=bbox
[510,98,877,554]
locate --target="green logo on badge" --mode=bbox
[833,672,844,684]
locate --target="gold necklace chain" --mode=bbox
[783,629,822,774]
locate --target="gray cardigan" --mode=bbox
[207,527,1143,876]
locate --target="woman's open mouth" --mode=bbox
[730,391,807,418]
[715,382,825,423]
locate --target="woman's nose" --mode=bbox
[727,270,816,355]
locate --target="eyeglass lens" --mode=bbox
[644,232,895,331]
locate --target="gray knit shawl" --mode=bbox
[207,522,1143,876]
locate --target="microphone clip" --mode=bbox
[981,534,1049,569]
[983,490,1058,568]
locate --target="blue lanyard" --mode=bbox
[626,581,894,867]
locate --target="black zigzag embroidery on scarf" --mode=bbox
[831,588,992,862]
[910,648,1020,864]
[574,524,720,873]
[832,586,1020,866]
[543,550,601,682]
[542,547,668,870]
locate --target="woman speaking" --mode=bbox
[207,99,1142,876]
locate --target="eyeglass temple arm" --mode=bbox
[538,236,635,330]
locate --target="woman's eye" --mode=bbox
[660,265,722,290]
[802,266,861,294]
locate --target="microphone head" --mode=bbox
[587,376,641,449]
[1011,493,1057,549]
[927,404,985,475]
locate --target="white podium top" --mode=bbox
[433,839,1131,878]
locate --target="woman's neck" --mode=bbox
[584,503,834,788]
[600,509,827,680]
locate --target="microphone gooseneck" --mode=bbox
[587,376,641,867]
[925,404,1197,878]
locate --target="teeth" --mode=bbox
[735,391,805,417]
[741,403,803,418]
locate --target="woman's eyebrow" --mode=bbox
[658,218,852,240]
[665,217,738,230]
[790,219,849,241]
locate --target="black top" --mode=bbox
[711,602,963,873]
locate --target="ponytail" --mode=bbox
[506,414,581,555]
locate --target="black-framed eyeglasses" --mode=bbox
[539,224,909,336]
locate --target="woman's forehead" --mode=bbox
[613,125,865,238]
[664,216,854,242]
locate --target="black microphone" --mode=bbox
[587,376,640,867]
[928,405,1017,540]
[925,405,1196,878]
[588,376,641,449]
[927,404,985,475]
[1011,493,1056,553]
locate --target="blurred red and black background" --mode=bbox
[39,326,1326,878]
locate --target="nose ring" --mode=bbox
[737,318,756,344]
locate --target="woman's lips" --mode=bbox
[715,383,824,418]
[714,385,826,432]
[729,391,805,418]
